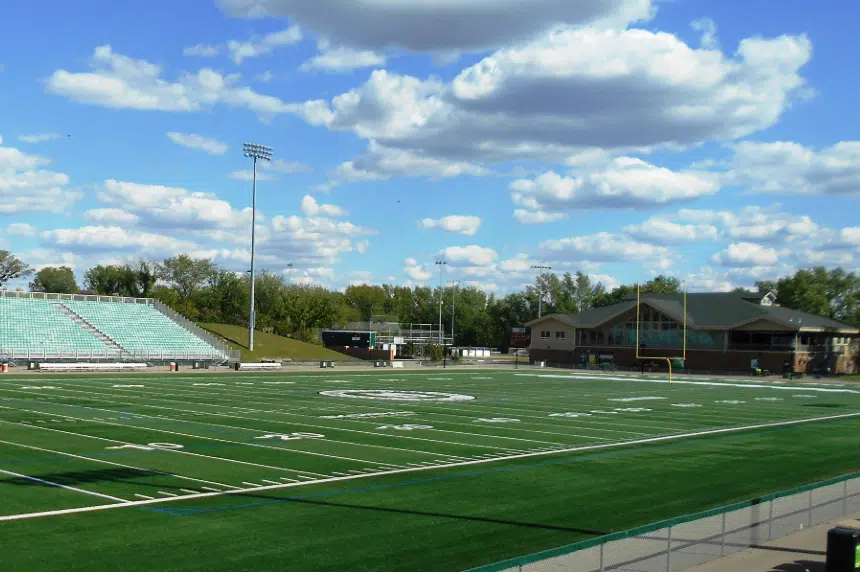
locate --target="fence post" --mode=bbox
[843,480,849,516]
[768,499,774,541]
[665,526,672,572]
[599,542,604,571]
[807,490,813,528]
[721,513,726,555]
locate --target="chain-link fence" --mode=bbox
[466,472,860,572]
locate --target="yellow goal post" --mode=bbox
[635,282,688,383]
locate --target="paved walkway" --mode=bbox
[682,512,860,572]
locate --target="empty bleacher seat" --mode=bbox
[0,297,109,355]
[0,296,224,359]
[62,300,222,358]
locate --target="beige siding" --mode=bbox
[529,318,575,351]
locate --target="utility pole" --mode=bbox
[435,260,447,344]
[531,265,552,318]
[242,142,272,351]
[449,280,459,346]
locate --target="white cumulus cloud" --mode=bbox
[216,0,655,52]
[419,215,481,236]
[712,242,787,267]
[300,195,346,217]
[227,26,302,64]
[441,245,499,267]
[83,208,141,225]
[301,39,386,72]
[18,133,64,144]
[510,158,719,212]
[166,132,228,155]
[0,139,80,214]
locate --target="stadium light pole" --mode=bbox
[531,265,552,318]
[449,280,459,346]
[436,260,447,344]
[243,142,272,352]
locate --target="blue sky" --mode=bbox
[1,0,858,293]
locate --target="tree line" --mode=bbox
[1,249,858,347]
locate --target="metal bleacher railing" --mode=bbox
[465,472,860,572]
[0,290,239,362]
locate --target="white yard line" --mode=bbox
[23,383,481,458]
[518,373,860,394]
[134,494,154,500]
[61,376,642,440]
[0,417,331,480]
[0,468,130,504]
[0,436,242,491]
[2,410,857,523]
[33,382,590,447]
[0,402,390,468]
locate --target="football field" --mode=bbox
[1,368,860,571]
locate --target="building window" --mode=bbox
[540,330,550,340]
[555,331,565,340]
[589,331,597,343]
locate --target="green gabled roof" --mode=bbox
[759,304,856,331]
[526,302,636,328]
[528,292,859,332]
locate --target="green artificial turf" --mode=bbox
[1,369,859,571]
[197,322,357,362]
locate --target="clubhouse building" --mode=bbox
[526,291,860,374]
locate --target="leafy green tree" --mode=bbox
[156,255,217,303]
[773,267,859,326]
[130,260,157,298]
[644,275,681,294]
[0,251,33,286]
[343,284,387,322]
[29,266,79,294]
[84,265,136,296]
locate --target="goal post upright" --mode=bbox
[636,283,687,384]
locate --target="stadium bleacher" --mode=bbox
[0,295,226,360]
[63,300,219,357]
[0,297,109,354]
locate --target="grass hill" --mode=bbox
[198,323,356,363]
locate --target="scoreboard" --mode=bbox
[510,326,529,348]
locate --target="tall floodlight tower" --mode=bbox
[436,260,447,344]
[530,265,552,318]
[449,280,460,346]
[243,142,272,351]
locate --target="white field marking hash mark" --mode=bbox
[255,433,325,441]
[113,385,145,388]
[608,397,665,402]
[0,415,332,480]
[0,403,389,468]
[0,468,130,503]
[517,373,860,394]
[0,436,241,491]
[6,383,508,457]
[474,418,520,423]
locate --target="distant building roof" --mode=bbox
[526,292,859,333]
